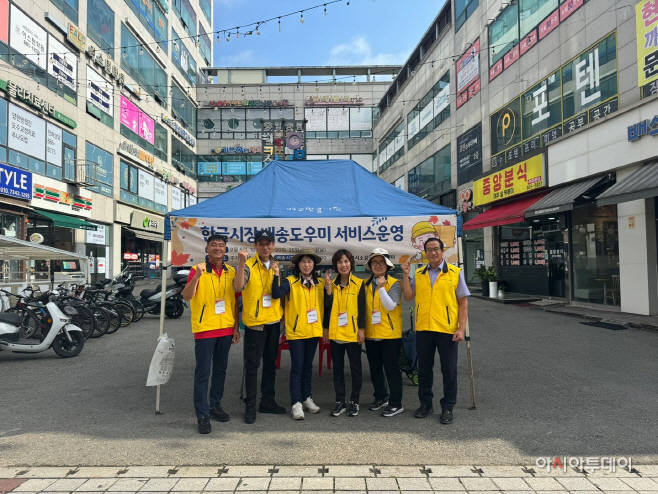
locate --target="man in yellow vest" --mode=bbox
[234,229,286,424]
[402,237,470,425]
[182,234,240,434]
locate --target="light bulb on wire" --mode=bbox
[226,33,230,42]
[278,17,281,31]
[323,4,327,16]
[300,12,304,23]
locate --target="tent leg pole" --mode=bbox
[465,320,476,410]
[155,240,169,415]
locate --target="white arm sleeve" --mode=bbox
[378,287,398,312]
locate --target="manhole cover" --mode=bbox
[580,321,626,330]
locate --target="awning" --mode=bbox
[0,234,89,261]
[597,161,658,206]
[524,176,607,217]
[34,210,98,231]
[123,227,163,242]
[462,192,549,230]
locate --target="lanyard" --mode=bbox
[257,258,272,295]
[370,277,383,312]
[209,265,227,301]
[337,275,351,314]
[301,279,317,311]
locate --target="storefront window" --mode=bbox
[408,144,451,201]
[519,0,557,39]
[171,136,197,178]
[455,0,478,32]
[521,70,562,140]
[571,205,620,304]
[171,84,197,133]
[489,3,519,67]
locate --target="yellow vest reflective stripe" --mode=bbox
[284,276,325,340]
[328,274,363,342]
[190,263,236,333]
[364,275,403,339]
[414,262,460,334]
[241,255,283,327]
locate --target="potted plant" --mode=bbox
[487,266,499,299]
[497,282,506,299]
[473,265,490,297]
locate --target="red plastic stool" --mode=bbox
[275,334,289,368]
[318,338,332,376]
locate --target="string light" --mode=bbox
[300,12,305,23]
[323,4,328,16]
[226,33,231,42]
[278,17,282,31]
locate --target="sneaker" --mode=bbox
[197,415,211,434]
[440,409,453,424]
[244,404,256,424]
[330,401,347,417]
[414,405,434,418]
[291,402,305,420]
[381,405,404,417]
[209,406,230,422]
[259,399,286,414]
[302,397,321,414]
[347,401,360,417]
[368,398,389,411]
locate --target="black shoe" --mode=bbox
[330,401,347,416]
[209,406,230,422]
[259,399,286,414]
[244,404,256,424]
[381,405,404,417]
[197,415,211,434]
[347,401,360,417]
[368,398,389,411]
[414,405,434,418]
[440,409,453,424]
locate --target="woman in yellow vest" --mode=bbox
[272,248,331,420]
[363,248,404,417]
[322,249,366,417]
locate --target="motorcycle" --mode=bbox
[0,300,85,358]
[138,270,190,319]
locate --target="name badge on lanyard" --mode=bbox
[262,294,272,308]
[338,312,348,327]
[215,300,226,314]
[371,310,381,325]
[307,309,318,324]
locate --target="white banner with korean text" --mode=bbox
[169,215,458,267]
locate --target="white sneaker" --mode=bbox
[291,402,305,420]
[302,397,321,414]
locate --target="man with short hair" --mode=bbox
[234,229,286,424]
[402,237,470,425]
[182,234,240,434]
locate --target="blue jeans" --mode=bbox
[288,337,319,405]
[194,335,232,419]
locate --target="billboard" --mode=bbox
[9,6,47,69]
[8,103,46,160]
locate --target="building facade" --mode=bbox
[0,0,204,282]
[372,0,658,315]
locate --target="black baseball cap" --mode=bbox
[254,229,275,243]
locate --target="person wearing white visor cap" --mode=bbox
[363,248,404,417]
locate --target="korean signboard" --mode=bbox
[120,96,154,144]
[637,0,658,88]
[0,162,32,200]
[154,177,167,206]
[490,33,618,169]
[47,35,76,91]
[10,6,47,70]
[456,38,481,109]
[46,123,62,166]
[67,22,86,51]
[473,154,545,206]
[0,79,76,129]
[9,103,46,160]
[131,212,164,233]
[209,99,289,108]
[627,114,658,141]
[87,68,113,117]
[138,169,155,202]
[457,123,482,185]
[171,186,181,210]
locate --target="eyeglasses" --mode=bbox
[370,260,388,267]
[298,259,314,264]
[426,248,442,254]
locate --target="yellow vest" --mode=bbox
[190,262,237,333]
[241,254,283,327]
[328,274,363,342]
[364,275,403,339]
[284,276,325,340]
[414,262,461,334]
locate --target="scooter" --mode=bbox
[0,301,85,358]
[138,270,190,319]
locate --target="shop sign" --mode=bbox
[97,257,106,274]
[29,233,44,244]
[138,169,155,202]
[637,0,658,87]
[47,123,62,166]
[0,79,77,129]
[119,141,155,165]
[154,177,167,206]
[67,22,86,51]
[86,223,106,244]
[120,96,154,144]
[305,95,363,106]
[10,6,47,70]
[156,168,173,183]
[0,162,32,200]
[457,124,482,174]
[627,114,658,141]
[456,38,481,108]
[459,188,474,213]
[86,44,125,85]
[209,99,289,108]
[180,181,196,194]
[8,103,46,161]
[87,67,113,117]
[473,154,545,206]
[33,184,92,211]
[130,212,164,233]
[162,114,196,147]
[124,252,138,260]
[213,144,262,154]
[171,186,181,210]
[47,35,77,92]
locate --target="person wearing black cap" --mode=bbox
[182,234,240,434]
[233,229,286,424]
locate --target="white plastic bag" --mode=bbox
[146,333,175,386]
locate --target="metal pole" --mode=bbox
[457,235,476,409]
[155,239,169,414]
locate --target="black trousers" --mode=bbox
[365,338,403,408]
[416,331,458,411]
[193,335,232,419]
[244,323,280,405]
[330,341,362,404]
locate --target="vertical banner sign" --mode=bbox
[87,67,113,116]
[456,38,481,109]
[138,169,155,201]
[120,95,139,133]
[139,111,155,145]
[47,35,77,91]
[637,0,658,87]
[46,123,63,166]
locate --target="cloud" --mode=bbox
[217,49,255,67]
[326,36,407,66]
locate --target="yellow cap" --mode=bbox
[412,221,437,239]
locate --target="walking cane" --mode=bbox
[456,235,476,410]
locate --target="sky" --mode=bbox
[211,0,446,73]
